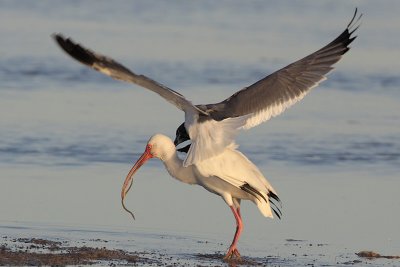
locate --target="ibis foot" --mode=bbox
[224,247,241,261]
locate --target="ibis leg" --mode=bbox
[224,206,243,260]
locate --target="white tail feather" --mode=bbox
[256,199,274,218]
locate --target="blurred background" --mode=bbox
[0,0,399,257]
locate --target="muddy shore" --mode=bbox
[1,236,399,266]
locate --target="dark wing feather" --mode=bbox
[206,9,362,128]
[53,34,206,115]
[240,183,282,219]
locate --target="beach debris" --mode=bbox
[356,250,400,259]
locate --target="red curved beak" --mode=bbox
[121,146,153,220]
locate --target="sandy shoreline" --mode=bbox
[0,236,275,266]
[1,235,398,266]
[0,236,272,266]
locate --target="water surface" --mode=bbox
[1,1,399,265]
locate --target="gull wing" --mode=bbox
[206,9,362,129]
[53,34,206,115]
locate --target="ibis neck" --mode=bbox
[163,151,196,185]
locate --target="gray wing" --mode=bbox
[53,34,206,115]
[205,9,362,129]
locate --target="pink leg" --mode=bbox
[237,207,242,219]
[224,206,243,260]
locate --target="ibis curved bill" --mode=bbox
[121,144,153,220]
[53,9,362,167]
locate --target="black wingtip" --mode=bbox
[268,191,281,205]
[272,207,281,220]
[52,33,96,66]
[347,8,358,28]
[270,201,282,219]
[317,8,362,56]
[240,183,283,219]
[345,8,362,49]
[268,191,282,220]
[52,33,62,43]
[240,183,269,204]
[346,8,362,44]
[347,8,363,30]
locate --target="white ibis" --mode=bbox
[121,134,281,260]
[53,9,361,166]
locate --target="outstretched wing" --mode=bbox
[53,34,206,115]
[206,9,362,129]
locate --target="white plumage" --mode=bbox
[121,134,281,259]
[184,114,250,167]
[194,144,278,218]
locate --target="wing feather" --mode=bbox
[205,9,361,129]
[53,34,206,115]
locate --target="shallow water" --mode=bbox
[0,222,397,266]
[1,1,400,266]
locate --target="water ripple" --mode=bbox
[1,132,399,168]
[244,136,400,167]
[2,56,399,94]
[0,57,120,90]
[0,134,141,166]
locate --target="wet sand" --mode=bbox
[0,237,141,266]
[0,237,268,266]
[1,235,399,266]
[0,236,265,266]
